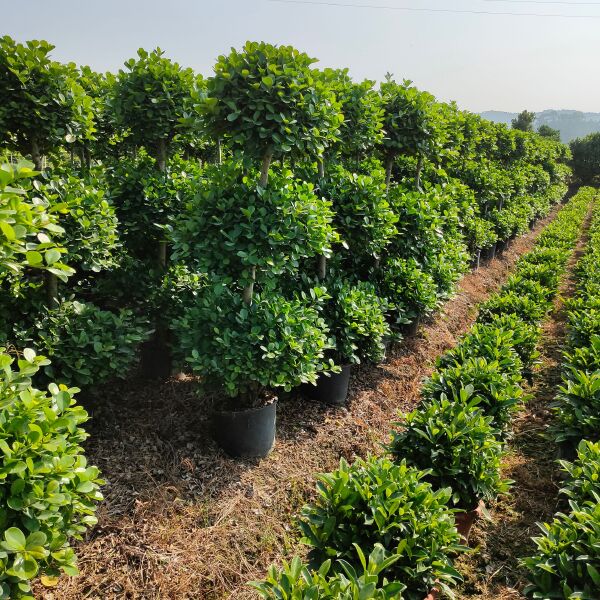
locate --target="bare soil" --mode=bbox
[455,210,592,599]
[37,213,561,600]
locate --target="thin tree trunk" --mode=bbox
[31,139,43,172]
[156,139,167,172]
[259,148,273,187]
[243,266,256,305]
[44,271,59,308]
[317,255,327,280]
[385,156,393,193]
[317,157,325,180]
[415,155,424,192]
[217,139,223,165]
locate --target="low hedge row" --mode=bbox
[249,189,594,599]
[524,191,600,599]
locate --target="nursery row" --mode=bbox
[523,195,600,599]
[248,188,596,598]
[0,38,571,412]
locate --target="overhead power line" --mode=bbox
[481,0,600,5]
[268,0,600,17]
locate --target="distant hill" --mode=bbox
[479,110,600,143]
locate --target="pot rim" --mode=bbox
[213,397,278,417]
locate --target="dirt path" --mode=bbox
[455,209,593,599]
[38,211,563,600]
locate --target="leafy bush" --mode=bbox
[203,41,342,161]
[523,502,600,599]
[558,439,600,506]
[437,323,523,378]
[250,544,406,599]
[422,358,525,433]
[566,298,600,349]
[175,284,334,401]
[319,279,391,365]
[298,456,463,599]
[480,313,540,370]
[19,301,151,387]
[477,291,550,326]
[390,391,510,508]
[377,257,438,324]
[0,348,103,597]
[321,165,397,262]
[552,369,600,444]
[513,261,562,290]
[171,163,338,288]
[564,334,600,374]
[503,276,555,305]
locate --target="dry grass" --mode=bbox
[36,214,558,600]
[455,210,593,599]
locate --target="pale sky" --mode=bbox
[4,0,600,113]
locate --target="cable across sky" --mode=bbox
[268,0,600,18]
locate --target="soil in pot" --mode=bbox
[212,396,277,458]
[301,365,351,406]
[454,500,485,544]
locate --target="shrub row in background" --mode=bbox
[249,189,593,598]
[0,37,571,398]
[524,193,600,599]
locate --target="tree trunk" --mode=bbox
[317,255,327,280]
[415,155,424,192]
[31,139,43,172]
[84,145,91,170]
[317,157,325,180]
[259,148,273,187]
[158,240,167,270]
[217,138,223,165]
[385,156,394,193]
[243,266,256,305]
[156,139,167,172]
[44,271,59,308]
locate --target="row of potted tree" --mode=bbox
[0,38,571,459]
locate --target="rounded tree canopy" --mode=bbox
[203,41,343,161]
[112,48,202,150]
[379,78,437,159]
[0,36,91,160]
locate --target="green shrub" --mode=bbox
[523,502,600,599]
[552,369,600,444]
[175,284,334,400]
[558,439,600,506]
[566,299,600,349]
[481,313,541,370]
[298,457,463,599]
[514,261,562,290]
[477,291,550,325]
[564,334,600,374]
[390,391,510,508]
[503,276,554,304]
[422,358,524,432]
[320,279,391,365]
[0,348,103,598]
[437,323,523,377]
[377,257,438,324]
[20,301,151,387]
[249,544,406,599]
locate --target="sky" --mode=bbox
[3,0,600,113]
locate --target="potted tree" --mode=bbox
[389,390,511,541]
[171,42,342,457]
[0,36,92,305]
[111,47,202,377]
[302,277,391,405]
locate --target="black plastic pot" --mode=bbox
[496,239,509,255]
[401,316,421,337]
[140,339,172,379]
[481,243,497,262]
[302,365,352,406]
[212,399,277,458]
